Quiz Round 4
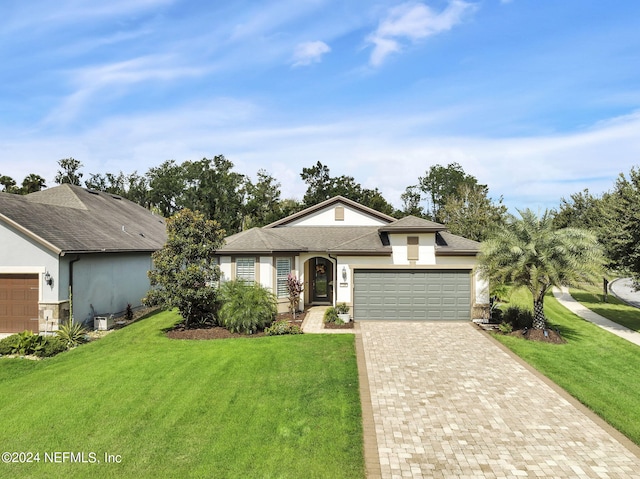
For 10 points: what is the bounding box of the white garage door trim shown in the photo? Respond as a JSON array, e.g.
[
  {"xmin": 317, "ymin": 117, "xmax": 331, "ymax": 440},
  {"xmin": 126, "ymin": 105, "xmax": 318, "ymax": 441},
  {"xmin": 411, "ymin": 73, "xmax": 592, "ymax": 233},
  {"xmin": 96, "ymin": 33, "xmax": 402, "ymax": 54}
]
[{"xmin": 353, "ymin": 269, "xmax": 472, "ymax": 321}]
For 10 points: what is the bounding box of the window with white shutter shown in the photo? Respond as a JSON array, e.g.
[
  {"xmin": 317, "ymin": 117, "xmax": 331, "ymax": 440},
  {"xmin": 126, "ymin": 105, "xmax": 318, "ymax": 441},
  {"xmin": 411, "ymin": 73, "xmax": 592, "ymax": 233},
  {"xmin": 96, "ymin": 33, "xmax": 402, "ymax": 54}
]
[
  {"xmin": 236, "ymin": 257, "xmax": 255, "ymax": 281},
  {"xmin": 276, "ymin": 258, "xmax": 292, "ymax": 298}
]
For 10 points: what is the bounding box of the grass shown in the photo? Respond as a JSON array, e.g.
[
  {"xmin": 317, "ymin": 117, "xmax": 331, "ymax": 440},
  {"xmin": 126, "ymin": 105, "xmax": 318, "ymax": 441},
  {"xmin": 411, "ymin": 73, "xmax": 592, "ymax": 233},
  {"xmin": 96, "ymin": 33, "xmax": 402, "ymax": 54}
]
[
  {"xmin": 570, "ymin": 283, "xmax": 640, "ymax": 332},
  {"xmin": 493, "ymin": 287, "xmax": 640, "ymax": 446},
  {"xmin": 0, "ymin": 310, "xmax": 364, "ymax": 478}
]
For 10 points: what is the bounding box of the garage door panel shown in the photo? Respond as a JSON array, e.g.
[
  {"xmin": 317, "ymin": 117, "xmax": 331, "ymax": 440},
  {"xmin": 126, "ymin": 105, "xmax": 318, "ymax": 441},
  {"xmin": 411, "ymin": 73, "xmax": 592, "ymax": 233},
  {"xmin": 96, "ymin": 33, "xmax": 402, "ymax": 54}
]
[
  {"xmin": 354, "ymin": 270, "xmax": 471, "ymax": 321},
  {"xmin": 0, "ymin": 274, "xmax": 39, "ymax": 333}
]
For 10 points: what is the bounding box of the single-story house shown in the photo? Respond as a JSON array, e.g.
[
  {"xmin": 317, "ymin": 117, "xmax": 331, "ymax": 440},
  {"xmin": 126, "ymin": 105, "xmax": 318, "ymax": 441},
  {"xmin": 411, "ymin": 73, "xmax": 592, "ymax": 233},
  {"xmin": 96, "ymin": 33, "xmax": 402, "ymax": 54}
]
[
  {"xmin": 216, "ymin": 196, "xmax": 489, "ymax": 321},
  {"xmin": 0, "ymin": 184, "xmax": 166, "ymax": 335}
]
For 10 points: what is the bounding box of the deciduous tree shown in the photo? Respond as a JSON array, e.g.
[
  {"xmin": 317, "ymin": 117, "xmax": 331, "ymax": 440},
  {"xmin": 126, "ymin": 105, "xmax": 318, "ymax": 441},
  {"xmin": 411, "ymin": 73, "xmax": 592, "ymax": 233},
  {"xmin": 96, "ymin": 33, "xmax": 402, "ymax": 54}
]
[
  {"xmin": 300, "ymin": 161, "xmax": 394, "ymax": 214},
  {"xmin": 144, "ymin": 209, "xmax": 225, "ymax": 327},
  {"xmin": 419, "ymin": 162, "xmax": 480, "ymax": 222},
  {"xmin": 440, "ymin": 184, "xmax": 507, "ymax": 242},
  {"xmin": 54, "ymin": 158, "xmax": 84, "ymax": 185}
]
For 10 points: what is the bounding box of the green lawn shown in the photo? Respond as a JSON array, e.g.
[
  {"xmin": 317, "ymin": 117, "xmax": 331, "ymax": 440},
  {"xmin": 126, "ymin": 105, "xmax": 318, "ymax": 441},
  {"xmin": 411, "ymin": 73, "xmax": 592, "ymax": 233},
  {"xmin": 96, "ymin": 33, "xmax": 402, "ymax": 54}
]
[
  {"xmin": 0, "ymin": 311, "xmax": 364, "ymax": 479},
  {"xmin": 493, "ymin": 287, "xmax": 640, "ymax": 446},
  {"xmin": 570, "ymin": 283, "xmax": 640, "ymax": 332}
]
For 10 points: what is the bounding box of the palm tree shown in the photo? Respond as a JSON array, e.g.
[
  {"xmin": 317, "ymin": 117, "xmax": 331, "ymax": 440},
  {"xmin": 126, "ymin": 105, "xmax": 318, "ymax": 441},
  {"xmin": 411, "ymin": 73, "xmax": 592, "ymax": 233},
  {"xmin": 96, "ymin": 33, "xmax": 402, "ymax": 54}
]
[
  {"xmin": 478, "ymin": 209, "xmax": 604, "ymax": 330},
  {"xmin": 21, "ymin": 174, "xmax": 47, "ymax": 194}
]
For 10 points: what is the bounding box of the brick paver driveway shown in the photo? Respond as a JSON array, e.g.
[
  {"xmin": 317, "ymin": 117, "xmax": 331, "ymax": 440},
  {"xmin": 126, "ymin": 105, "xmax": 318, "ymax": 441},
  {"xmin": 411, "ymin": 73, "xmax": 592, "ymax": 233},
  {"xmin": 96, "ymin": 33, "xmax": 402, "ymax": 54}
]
[{"xmin": 358, "ymin": 321, "xmax": 640, "ymax": 478}]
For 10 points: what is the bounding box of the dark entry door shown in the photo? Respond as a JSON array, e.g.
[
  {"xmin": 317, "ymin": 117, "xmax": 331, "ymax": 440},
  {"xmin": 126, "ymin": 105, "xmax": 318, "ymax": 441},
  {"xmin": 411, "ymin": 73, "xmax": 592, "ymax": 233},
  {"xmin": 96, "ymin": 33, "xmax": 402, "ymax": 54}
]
[{"xmin": 312, "ymin": 258, "xmax": 333, "ymax": 304}]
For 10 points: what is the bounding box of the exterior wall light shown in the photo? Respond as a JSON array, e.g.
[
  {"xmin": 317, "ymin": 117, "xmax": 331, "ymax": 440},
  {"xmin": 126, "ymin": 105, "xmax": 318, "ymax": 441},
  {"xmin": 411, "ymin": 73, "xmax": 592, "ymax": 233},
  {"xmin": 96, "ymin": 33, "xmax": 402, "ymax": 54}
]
[
  {"xmin": 342, "ymin": 266, "xmax": 347, "ymax": 281},
  {"xmin": 44, "ymin": 271, "xmax": 53, "ymax": 286}
]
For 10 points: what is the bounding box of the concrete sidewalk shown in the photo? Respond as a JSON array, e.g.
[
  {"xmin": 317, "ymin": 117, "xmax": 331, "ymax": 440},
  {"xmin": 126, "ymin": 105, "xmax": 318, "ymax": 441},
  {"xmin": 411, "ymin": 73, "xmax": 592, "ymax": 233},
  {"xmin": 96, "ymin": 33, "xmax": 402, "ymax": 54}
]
[
  {"xmin": 552, "ymin": 286, "xmax": 640, "ymax": 347},
  {"xmin": 610, "ymin": 278, "xmax": 640, "ymax": 308},
  {"xmin": 300, "ymin": 306, "xmax": 354, "ymax": 334}
]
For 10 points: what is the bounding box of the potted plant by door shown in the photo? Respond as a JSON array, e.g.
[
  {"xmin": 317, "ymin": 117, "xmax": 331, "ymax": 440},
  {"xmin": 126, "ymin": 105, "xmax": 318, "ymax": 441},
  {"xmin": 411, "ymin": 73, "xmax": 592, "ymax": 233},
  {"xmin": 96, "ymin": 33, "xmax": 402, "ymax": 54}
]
[{"xmin": 335, "ymin": 303, "xmax": 350, "ymax": 323}]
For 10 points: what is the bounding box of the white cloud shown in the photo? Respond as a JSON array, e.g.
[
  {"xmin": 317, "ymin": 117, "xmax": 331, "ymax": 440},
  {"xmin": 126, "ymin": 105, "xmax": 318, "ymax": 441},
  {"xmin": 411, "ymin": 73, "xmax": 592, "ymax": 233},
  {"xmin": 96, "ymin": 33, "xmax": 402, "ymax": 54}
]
[
  {"xmin": 292, "ymin": 41, "xmax": 331, "ymax": 66},
  {"xmin": 43, "ymin": 55, "xmax": 208, "ymax": 125},
  {"xmin": 4, "ymin": 105, "xmax": 639, "ymax": 214},
  {"xmin": 367, "ymin": 1, "xmax": 477, "ymax": 66}
]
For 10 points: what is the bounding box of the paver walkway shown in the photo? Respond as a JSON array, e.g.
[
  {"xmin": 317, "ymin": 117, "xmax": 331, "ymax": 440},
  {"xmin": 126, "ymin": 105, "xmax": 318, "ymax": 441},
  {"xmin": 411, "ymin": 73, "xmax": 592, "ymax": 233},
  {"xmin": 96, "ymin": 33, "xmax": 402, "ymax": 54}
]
[
  {"xmin": 301, "ymin": 306, "xmax": 354, "ymax": 334},
  {"xmin": 358, "ymin": 321, "xmax": 640, "ymax": 478},
  {"xmin": 553, "ymin": 286, "xmax": 640, "ymax": 347}
]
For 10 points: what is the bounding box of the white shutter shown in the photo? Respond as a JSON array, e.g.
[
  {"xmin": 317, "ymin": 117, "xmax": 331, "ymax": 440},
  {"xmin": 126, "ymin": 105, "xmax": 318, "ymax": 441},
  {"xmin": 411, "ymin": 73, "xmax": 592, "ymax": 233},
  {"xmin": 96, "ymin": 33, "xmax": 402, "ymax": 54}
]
[
  {"xmin": 276, "ymin": 258, "xmax": 291, "ymax": 297},
  {"xmin": 236, "ymin": 258, "xmax": 255, "ymax": 281}
]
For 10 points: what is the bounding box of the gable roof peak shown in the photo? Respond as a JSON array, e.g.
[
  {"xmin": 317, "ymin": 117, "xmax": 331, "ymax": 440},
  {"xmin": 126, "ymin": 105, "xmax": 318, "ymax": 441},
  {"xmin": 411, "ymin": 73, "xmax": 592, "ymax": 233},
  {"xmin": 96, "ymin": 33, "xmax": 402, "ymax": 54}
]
[
  {"xmin": 26, "ymin": 183, "xmax": 88, "ymax": 210},
  {"xmin": 265, "ymin": 195, "xmax": 396, "ymax": 227}
]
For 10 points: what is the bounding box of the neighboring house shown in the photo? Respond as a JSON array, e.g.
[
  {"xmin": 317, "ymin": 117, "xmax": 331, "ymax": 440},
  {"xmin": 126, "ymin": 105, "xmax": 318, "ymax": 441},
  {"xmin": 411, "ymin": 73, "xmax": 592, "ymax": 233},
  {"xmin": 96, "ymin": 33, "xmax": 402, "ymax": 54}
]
[
  {"xmin": 216, "ymin": 196, "xmax": 489, "ymax": 321},
  {"xmin": 0, "ymin": 184, "xmax": 166, "ymax": 335}
]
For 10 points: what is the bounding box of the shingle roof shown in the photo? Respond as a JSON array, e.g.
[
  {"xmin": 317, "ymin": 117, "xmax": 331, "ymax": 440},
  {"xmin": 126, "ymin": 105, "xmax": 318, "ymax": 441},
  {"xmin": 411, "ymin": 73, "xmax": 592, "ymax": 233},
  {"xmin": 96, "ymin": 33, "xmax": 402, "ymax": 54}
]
[
  {"xmin": 436, "ymin": 231, "xmax": 480, "ymax": 255},
  {"xmin": 219, "ymin": 226, "xmax": 391, "ymax": 255},
  {"xmin": 0, "ymin": 184, "xmax": 166, "ymax": 254},
  {"xmin": 217, "ymin": 197, "xmax": 480, "ymax": 256},
  {"xmin": 379, "ymin": 215, "xmax": 446, "ymax": 233}
]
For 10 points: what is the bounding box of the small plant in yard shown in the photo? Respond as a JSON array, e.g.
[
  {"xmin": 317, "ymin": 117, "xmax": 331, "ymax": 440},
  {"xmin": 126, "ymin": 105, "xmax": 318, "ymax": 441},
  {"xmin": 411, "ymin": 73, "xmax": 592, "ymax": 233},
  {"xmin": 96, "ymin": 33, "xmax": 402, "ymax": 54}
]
[
  {"xmin": 0, "ymin": 334, "xmax": 16, "ymax": 355},
  {"xmin": 265, "ymin": 319, "xmax": 303, "ymax": 336},
  {"xmin": 498, "ymin": 322, "xmax": 513, "ymax": 334},
  {"xmin": 0, "ymin": 333, "xmax": 67, "ymax": 358},
  {"xmin": 287, "ymin": 274, "xmax": 304, "ymax": 320},
  {"xmin": 39, "ymin": 336, "xmax": 67, "ymax": 357},
  {"xmin": 218, "ymin": 280, "xmax": 277, "ymax": 333},
  {"xmin": 501, "ymin": 306, "xmax": 533, "ymax": 330},
  {"xmin": 9, "ymin": 331, "xmax": 46, "ymax": 356},
  {"xmin": 56, "ymin": 321, "xmax": 89, "ymax": 349},
  {"xmin": 125, "ymin": 303, "xmax": 134, "ymax": 321},
  {"xmin": 335, "ymin": 303, "xmax": 349, "ymax": 314},
  {"xmin": 323, "ymin": 307, "xmax": 344, "ymax": 325}
]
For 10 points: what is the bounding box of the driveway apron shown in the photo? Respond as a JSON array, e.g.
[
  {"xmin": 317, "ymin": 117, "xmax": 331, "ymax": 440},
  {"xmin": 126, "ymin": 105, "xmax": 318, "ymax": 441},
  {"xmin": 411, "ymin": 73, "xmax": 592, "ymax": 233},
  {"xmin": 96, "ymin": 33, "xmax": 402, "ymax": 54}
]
[{"xmin": 358, "ymin": 321, "xmax": 640, "ymax": 478}]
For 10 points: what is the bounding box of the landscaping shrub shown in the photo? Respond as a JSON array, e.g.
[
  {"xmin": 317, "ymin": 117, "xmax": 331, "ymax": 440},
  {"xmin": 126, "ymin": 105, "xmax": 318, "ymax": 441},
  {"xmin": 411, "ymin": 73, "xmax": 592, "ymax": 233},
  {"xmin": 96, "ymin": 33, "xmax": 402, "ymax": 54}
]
[
  {"xmin": 37, "ymin": 336, "xmax": 67, "ymax": 357},
  {"xmin": 218, "ymin": 280, "xmax": 277, "ymax": 334},
  {"xmin": 323, "ymin": 307, "xmax": 344, "ymax": 325},
  {"xmin": 0, "ymin": 334, "xmax": 18, "ymax": 355},
  {"xmin": 56, "ymin": 321, "xmax": 89, "ymax": 349},
  {"xmin": 265, "ymin": 319, "xmax": 303, "ymax": 336},
  {"xmin": 0, "ymin": 333, "xmax": 68, "ymax": 357},
  {"xmin": 501, "ymin": 306, "xmax": 534, "ymax": 330},
  {"xmin": 5, "ymin": 331, "xmax": 46, "ymax": 356}
]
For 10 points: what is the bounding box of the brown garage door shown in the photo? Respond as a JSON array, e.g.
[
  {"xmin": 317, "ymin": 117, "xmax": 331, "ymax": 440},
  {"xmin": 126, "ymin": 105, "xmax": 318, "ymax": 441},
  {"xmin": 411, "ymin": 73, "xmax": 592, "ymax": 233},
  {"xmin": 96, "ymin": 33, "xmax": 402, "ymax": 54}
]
[{"xmin": 0, "ymin": 274, "xmax": 39, "ymax": 333}]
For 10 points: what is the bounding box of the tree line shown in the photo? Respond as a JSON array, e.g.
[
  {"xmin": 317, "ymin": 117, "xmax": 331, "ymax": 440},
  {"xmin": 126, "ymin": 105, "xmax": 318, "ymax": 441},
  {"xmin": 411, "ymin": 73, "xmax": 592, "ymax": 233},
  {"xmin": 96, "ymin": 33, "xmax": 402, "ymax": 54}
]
[
  {"xmin": 2, "ymin": 156, "xmax": 640, "ymax": 281},
  {"xmin": 1, "ymin": 156, "xmax": 507, "ymax": 240}
]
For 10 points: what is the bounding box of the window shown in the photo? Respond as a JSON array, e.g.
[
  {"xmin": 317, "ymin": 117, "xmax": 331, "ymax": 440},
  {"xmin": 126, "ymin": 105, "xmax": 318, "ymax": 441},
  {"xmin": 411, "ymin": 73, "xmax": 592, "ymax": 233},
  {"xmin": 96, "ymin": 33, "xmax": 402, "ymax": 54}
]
[
  {"xmin": 276, "ymin": 258, "xmax": 292, "ymax": 298},
  {"xmin": 236, "ymin": 257, "xmax": 255, "ymax": 281},
  {"xmin": 407, "ymin": 236, "xmax": 419, "ymax": 261}
]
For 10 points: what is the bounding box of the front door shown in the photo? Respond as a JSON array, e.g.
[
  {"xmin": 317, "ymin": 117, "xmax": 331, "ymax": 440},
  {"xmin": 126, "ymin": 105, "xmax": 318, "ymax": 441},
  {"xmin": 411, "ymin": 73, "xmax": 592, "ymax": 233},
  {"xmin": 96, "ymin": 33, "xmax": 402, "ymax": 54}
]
[{"xmin": 312, "ymin": 258, "xmax": 333, "ymax": 304}]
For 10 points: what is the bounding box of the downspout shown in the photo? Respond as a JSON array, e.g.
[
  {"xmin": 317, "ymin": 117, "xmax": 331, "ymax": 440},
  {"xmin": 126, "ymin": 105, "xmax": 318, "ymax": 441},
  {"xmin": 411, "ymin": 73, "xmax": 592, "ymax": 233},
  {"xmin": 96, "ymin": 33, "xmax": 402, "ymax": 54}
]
[{"xmin": 68, "ymin": 255, "xmax": 81, "ymax": 323}]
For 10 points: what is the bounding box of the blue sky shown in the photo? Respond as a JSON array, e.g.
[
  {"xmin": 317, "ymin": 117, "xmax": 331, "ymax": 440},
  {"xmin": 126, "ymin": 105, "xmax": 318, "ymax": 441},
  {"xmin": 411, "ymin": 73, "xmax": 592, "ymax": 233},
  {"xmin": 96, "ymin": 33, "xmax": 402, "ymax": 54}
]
[{"xmin": 1, "ymin": 0, "xmax": 639, "ymax": 212}]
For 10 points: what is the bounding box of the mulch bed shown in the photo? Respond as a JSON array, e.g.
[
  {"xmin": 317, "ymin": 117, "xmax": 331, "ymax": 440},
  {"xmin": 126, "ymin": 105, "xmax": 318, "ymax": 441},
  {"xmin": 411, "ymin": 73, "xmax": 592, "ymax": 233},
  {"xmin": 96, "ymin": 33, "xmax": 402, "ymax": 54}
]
[
  {"xmin": 324, "ymin": 321, "xmax": 354, "ymax": 329},
  {"xmin": 510, "ymin": 329, "xmax": 567, "ymax": 344},
  {"xmin": 166, "ymin": 309, "xmax": 308, "ymax": 340},
  {"xmin": 510, "ymin": 328, "xmax": 566, "ymax": 344},
  {"xmin": 476, "ymin": 323, "xmax": 566, "ymax": 343}
]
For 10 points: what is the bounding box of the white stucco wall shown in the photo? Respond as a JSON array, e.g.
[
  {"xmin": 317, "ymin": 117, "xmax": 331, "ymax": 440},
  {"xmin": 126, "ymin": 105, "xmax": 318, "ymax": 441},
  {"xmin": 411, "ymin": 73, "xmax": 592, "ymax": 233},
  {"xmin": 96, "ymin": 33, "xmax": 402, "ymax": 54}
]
[
  {"xmin": 286, "ymin": 203, "xmax": 388, "ymax": 227},
  {"xmin": 389, "ymin": 233, "xmax": 437, "ymax": 265}
]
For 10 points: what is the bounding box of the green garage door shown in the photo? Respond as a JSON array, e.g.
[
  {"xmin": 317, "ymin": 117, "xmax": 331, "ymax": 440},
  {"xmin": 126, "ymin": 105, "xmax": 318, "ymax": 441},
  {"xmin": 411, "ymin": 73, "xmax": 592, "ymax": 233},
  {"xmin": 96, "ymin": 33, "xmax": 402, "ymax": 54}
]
[{"xmin": 353, "ymin": 270, "xmax": 471, "ymax": 321}]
